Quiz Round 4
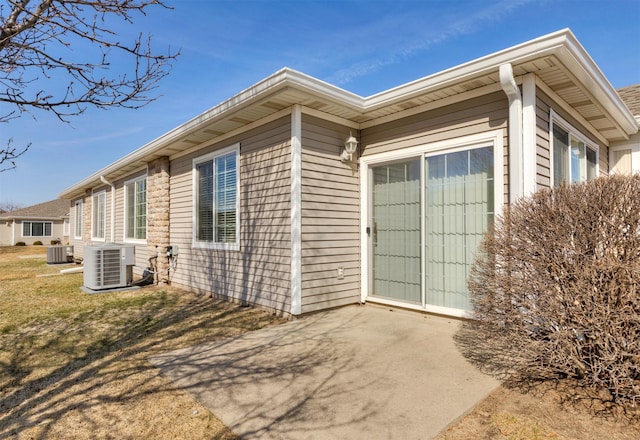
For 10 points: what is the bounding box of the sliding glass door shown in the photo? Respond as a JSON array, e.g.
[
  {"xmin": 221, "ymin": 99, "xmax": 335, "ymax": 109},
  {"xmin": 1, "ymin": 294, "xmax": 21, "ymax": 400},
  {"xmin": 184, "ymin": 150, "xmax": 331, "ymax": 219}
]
[{"xmin": 368, "ymin": 145, "xmax": 495, "ymax": 313}]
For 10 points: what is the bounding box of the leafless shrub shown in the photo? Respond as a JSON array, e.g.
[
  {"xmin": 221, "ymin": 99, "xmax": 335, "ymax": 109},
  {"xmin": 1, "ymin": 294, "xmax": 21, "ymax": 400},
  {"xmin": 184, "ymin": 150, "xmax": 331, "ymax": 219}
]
[{"xmin": 469, "ymin": 174, "xmax": 640, "ymax": 406}]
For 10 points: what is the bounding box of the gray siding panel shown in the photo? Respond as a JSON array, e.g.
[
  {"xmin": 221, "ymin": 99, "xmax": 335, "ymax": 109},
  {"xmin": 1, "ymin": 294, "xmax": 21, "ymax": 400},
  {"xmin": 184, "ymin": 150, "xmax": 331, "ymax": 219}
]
[
  {"xmin": 169, "ymin": 117, "xmax": 293, "ymax": 314},
  {"xmin": 300, "ymin": 115, "xmax": 361, "ymax": 313}
]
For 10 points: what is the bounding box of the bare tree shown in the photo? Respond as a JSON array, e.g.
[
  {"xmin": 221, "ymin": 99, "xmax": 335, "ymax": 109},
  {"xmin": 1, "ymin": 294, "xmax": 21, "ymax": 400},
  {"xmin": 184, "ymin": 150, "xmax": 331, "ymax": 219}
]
[
  {"xmin": 0, "ymin": 199, "xmax": 22, "ymax": 212},
  {"xmin": 0, "ymin": 0, "xmax": 179, "ymax": 171}
]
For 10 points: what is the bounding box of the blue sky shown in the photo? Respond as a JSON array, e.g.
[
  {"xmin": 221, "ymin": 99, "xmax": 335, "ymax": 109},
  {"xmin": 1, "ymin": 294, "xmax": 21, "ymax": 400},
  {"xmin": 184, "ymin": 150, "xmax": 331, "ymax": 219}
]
[{"xmin": 1, "ymin": 0, "xmax": 639, "ymax": 207}]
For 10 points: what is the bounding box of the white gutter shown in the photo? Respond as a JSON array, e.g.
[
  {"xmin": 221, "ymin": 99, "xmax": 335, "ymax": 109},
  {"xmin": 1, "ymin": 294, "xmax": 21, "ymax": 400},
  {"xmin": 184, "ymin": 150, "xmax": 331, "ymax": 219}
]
[
  {"xmin": 100, "ymin": 176, "xmax": 115, "ymax": 243},
  {"xmin": 500, "ymin": 63, "xmax": 523, "ymax": 202}
]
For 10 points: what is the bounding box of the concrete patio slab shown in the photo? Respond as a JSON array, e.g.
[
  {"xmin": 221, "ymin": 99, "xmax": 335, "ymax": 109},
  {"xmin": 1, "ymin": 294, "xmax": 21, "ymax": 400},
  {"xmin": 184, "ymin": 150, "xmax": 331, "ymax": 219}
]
[{"xmin": 149, "ymin": 304, "xmax": 498, "ymax": 439}]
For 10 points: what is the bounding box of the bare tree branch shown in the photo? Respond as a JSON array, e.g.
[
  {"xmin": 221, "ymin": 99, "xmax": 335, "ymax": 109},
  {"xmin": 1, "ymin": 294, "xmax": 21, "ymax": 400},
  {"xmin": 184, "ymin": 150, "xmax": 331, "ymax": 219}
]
[
  {"xmin": 0, "ymin": 0, "xmax": 179, "ymax": 166},
  {"xmin": 0, "ymin": 137, "xmax": 30, "ymax": 171}
]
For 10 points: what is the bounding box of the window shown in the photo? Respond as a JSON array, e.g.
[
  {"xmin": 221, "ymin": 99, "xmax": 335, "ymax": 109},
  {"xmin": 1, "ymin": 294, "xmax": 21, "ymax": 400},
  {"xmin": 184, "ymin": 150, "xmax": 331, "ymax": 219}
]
[
  {"xmin": 22, "ymin": 221, "xmax": 52, "ymax": 237},
  {"xmin": 193, "ymin": 144, "xmax": 239, "ymax": 249},
  {"xmin": 63, "ymin": 218, "xmax": 70, "ymax": 236},
  {"xmin": 74, "ymin": 200, "xmax": 83, "ymax": 239},
  {"xmin": 92, "ymin": 190, "xmax": 106, "ymax": 240},
  {"xmin": 125, "ymin": 176, "xmax": 147, "ymax": 241},
  {"xmin": 552, "ymin": 118, "xmax": 598, "ymax": 187}
]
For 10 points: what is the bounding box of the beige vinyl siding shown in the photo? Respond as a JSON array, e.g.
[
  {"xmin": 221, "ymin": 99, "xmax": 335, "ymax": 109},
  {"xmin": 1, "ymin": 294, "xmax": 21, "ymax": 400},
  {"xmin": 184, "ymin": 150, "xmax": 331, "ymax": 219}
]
[
  {"xmin": 362, "ymin": 91, "xmax": 510, "ymax": 204},
  {"xmin": 300, "ymin": 115, "xmax": 360, "ymax": 313},
  {"xmin": 0, "ymin": 220, "xmax": 10, "ymax": 245},
  {"xmin": 536, "ymin": 88, "xmax": 608, "ymax": 189},
  {"xmin": 535, "ymin": 91, "xmax": 552, "ymax": 189},
  {"xmin": 169, "ymin": 117, "xmax": 293, "ymax": 314}
]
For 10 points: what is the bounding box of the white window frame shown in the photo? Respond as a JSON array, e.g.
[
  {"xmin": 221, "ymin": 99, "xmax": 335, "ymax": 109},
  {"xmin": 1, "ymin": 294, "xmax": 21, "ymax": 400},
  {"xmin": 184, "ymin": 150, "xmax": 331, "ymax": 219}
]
[
  {"xmin": 74, "ymin": 199, "xmax": 83, "ymax": 239},
  {"xmin": 123, "ymin": 175, "xmax": 148, "ymax": 243},
  {"xmin": 359, "ymin": 130, "xmax": 504, "ymax": 318},
  {"xmin": 91, "ymin": 190, "xmax": 106, "ymax": 241},
  {"xmin": 22, "ymin": 221, "xmax": 53, "ymax": 237},
  {"xmin": 63, "ymin": 218, "xmax": 70, "ymax": 236},
  {"xmin": 192, "ymin": 143, "xmax": 240, "ymax": 251},
  {"xmin": 549, "ymin": 110, "xmax": 599, "ymax": 187}
]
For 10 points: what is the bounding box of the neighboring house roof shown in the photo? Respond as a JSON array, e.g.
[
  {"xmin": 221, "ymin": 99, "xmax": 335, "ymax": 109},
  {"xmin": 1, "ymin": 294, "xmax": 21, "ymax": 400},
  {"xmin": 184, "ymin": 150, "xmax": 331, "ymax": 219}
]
[
  {"xmin": 59, "ymin": 28, "xmax": 638, "ymax": 200},
  {"xmin": 0, "ymin": 199, "xmax": 70, "ymax": 220},
  {"xmin": 617, "ymin": 84, "xmax": 640, "ymax": 120}
]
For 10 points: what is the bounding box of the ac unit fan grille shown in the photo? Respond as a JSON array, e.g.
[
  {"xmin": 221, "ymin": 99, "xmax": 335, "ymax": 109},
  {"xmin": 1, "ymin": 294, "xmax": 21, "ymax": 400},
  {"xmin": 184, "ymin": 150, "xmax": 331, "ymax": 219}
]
[{"xmin": 99, "ymin": 248, "xmax": 123, "ymax": 286}]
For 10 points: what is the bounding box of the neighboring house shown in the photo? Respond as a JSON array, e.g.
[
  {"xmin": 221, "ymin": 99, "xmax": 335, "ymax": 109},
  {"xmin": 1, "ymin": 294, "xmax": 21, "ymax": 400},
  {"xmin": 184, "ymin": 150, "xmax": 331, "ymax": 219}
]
[
  {"xmin": 59, "ymin": 29, "xmax": 638, "ymax": 318},
  {"xmin": 0, "ymin": 199, "xmax": 70, "ymax": 246}
]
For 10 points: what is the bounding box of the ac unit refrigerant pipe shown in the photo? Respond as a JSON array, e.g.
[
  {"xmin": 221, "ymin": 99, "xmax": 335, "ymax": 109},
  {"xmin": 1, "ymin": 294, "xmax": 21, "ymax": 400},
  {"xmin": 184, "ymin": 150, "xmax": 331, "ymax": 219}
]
[
  {"xmin": 499, "ymin": 63, "xmax": 523, "ymax": 202},
  {"xmin": 100, "ymin": 175, "xmax": 116, "ymax": 243}
]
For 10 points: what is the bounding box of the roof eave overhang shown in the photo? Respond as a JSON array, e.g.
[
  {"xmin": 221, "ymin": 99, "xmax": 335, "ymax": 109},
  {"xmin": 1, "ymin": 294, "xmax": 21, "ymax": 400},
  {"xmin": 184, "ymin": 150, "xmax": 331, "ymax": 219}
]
[
  {"xmin": 60, "ymin": 29, "xmax": 637, "ymax": 199},
  {"xmin": 364, "ymin": 29, "xmax": 637, "ymax": 137},
  {"xmin": 59, "ymin": 68, "xmax": 364, "ymax": 199}
]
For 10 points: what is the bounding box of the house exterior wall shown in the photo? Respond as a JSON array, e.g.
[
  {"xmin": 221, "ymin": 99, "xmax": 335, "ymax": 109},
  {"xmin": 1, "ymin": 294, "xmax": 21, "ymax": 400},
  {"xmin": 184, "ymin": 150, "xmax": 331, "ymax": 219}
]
[
  {"xmin": 168, "ymin": 117, "xmax": 293, "ymax": 313},
  {"xmin": 0, "ymin": 218, "xmax": 66, "ymax": 245},
  {"xmin": 361, "ymin": 91, "xmax": 510, "ymax": 203},
  {"xmin": 300, "ymin": 114, "xmax": 361, "ymax": 313},
  {"xmin": 610, "ymin": 132, "xmax": 640, "ymax": 174},
  {"xmin": 0, "ymin": 219, "xmax": 10, "ymax": 245}
]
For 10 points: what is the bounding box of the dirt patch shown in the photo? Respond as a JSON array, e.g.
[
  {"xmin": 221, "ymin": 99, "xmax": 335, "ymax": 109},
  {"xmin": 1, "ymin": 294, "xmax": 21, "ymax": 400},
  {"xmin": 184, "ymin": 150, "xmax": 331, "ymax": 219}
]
[{"xmin": 437, "ymin": 379, "xmax": 639, "ymax": 439}]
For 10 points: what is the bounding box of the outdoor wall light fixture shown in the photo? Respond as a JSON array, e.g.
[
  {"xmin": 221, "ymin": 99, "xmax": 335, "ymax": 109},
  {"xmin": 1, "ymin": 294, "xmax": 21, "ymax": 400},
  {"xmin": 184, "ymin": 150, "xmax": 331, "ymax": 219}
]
[{"xmin": 341, "ymin": 131, "xmax": 359, "ymax": 162}]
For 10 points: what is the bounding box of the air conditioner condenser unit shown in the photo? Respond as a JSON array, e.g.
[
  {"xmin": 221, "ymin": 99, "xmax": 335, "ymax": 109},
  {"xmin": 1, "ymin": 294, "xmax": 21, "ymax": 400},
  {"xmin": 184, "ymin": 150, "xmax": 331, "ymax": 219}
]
[{"xmin": 83, "ymin": 244, "xmax": 135, "ymax": 290}]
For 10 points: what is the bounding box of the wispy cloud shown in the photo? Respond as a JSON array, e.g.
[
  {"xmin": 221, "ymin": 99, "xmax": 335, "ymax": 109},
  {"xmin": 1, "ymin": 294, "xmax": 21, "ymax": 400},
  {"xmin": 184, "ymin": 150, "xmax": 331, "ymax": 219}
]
[
  {"xmin": 327, "ymin": 0, "xmax": 539, "ymax": 86},
  {"xmin": 45, "ymin": 126, "xmax": 145, "ymax": 148}
]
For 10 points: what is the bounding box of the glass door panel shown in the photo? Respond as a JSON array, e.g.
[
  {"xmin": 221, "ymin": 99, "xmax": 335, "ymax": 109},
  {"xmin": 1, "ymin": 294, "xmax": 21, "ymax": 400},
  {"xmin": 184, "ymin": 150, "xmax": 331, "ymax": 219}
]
[
  {"xmin": 371, "ymin": 160, "xmax": 421, "ymax": 304},
  {"xmin": 425, "ymin": 147, "xmax": 494, "ymax": 311}
]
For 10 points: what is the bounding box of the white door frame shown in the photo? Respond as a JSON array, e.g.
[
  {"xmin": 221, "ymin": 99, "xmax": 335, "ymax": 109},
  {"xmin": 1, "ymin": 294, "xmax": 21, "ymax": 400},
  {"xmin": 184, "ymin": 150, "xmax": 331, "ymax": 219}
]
[{"xmin": 359, "ymin": 130, "xmax": 505, "ymax": 317}]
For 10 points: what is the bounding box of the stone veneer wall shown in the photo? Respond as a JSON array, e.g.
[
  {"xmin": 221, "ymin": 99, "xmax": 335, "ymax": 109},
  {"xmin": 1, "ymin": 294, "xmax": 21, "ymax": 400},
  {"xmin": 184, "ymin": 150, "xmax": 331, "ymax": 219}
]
[{"xmin": 146, "ymin": 157, "xmax": 171, "ymax": 284}]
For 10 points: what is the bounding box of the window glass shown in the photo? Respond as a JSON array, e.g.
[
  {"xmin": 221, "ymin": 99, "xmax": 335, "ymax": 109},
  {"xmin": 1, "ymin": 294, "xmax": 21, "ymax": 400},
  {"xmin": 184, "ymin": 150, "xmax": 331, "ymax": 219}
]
[
  {"xmin": 92, "ymin": 192, "xmax": 106, "ymax": 239},
  {"xmin": 215, "ymin": 152, "xmax": 237, "ymax": 243},
  {"xmin": 74, "ymin": 200, "xmax": 83, "ymax": 238},
  {"xmin": 22, "ymin": 221, "xmax": 52, "ymax": 237},
  {"xmin": 125, "ymin": 177, "xmax": 147, "ymax": 240},
  {"xmin": 553, "ymin": 125, "xmax": 569, "ymax": 186},
  {"xmin": 553, "ymin": 122, "xmax": 597, "ymax": 186},
  {"xmin": 587, "ymin": 148, "xmax": 598, "ymax": 179},
  {"xmin": 196, "ymin": 161, "xmax": 214, "ymax": 242},
  {"xmin": 195, "ymin": 147, "xmax": 238, "ymax": 246},
  {"xmin": 135, "ymin": 179, "xmax": 147, "ymax": 239}
]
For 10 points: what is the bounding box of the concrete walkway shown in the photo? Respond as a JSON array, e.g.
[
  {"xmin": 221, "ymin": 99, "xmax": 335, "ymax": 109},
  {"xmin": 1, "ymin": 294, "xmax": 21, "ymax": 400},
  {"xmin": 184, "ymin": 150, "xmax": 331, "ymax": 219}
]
[{"xmin": 149, "ymin": 305, "xmax": 498, "ymax": 439}]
